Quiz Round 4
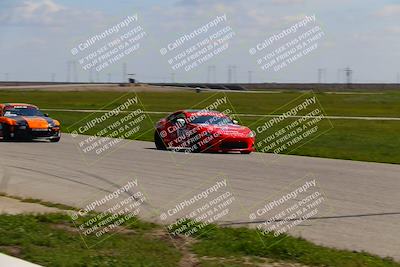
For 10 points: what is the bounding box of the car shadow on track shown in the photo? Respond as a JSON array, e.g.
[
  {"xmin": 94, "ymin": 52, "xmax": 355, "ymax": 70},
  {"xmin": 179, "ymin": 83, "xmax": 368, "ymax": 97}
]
[
  {"xmin": 0, "ymin": 139, "xmax": 53, "ymax": 143},
  {"xmin": 143, "ymin": 147, "xmax": 248, "ymax": 155}
]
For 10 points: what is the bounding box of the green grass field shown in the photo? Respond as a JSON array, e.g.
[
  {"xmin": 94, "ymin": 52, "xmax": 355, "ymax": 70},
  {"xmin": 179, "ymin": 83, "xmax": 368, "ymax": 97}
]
[
  {"xmin": 1, "ymin": 90, "xmax": 399, "ymax": 164},
  {"xmin": 1, "ymin": 211, "xmax": 399, "ymax": 267}
]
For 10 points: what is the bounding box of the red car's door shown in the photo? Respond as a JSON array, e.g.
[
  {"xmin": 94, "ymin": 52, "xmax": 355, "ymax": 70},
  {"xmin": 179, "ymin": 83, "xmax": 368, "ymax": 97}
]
[{"xmin": 162, "ymin": 111, "xmax": 186, "ymax": 148}]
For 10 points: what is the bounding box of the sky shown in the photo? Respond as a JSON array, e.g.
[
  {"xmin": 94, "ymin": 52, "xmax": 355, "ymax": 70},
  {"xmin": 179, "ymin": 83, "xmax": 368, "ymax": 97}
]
[{"xmin": 0, "ymin": 0, "xmax": 399, "ymax": 83}]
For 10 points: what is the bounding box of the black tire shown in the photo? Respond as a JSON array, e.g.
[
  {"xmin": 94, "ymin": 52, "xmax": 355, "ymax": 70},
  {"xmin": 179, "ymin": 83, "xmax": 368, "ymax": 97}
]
[
  {"xmin": 240, "ymin": 151, "xmax": 251, "ymax": 154},
  {"xmin": 1, "ymin": 124, "xmax": 11, "ymax": 141},
  {"xmin": 190, "ymin": 142, "xmax": 201, "ymax": 153},
  {"xmin": 50, "ymin": 137, "xmax": 60, "ymax": 143},
  {"xmin": 154, "ymin": 131, "xmax": 167, "ymax": 150}
]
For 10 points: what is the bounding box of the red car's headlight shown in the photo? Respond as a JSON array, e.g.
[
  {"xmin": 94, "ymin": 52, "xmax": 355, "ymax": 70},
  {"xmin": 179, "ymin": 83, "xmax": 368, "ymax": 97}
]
[{"xmin": 248, "ymin": 131, "xmax": 256, "ymax": 138}]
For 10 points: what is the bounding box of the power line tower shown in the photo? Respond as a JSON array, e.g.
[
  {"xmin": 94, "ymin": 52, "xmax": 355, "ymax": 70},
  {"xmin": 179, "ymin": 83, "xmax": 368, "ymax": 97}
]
[
  {"xmin": 227, "ymin": 65, "xmax": 238, "ymax": 83},
  {"xmin": 66, "ymin": 61, "xmax": 71, "ymax": 82},
  {"xmin": 72, "ymin": 61, "xmax": 78, "ymax": 82},
  {"xmin": 122, "ymin": 62, "xmax": 127, "ymax": 83},
  {"xmin": 4, "ymin": 73, "xmax": 9, "ymax": 81},
  {"xmin": 248, "ymin": 71, "xmax": 253, "ymax": 84},
  {"xmin": 170, "ymin": 73, "xmax": 175, "ymax": 83},
  {"xmin": 207, "ymin": 66, "xmax": 212, "ymax": 83},
  {"xmin": 232, "ymin": 65, "xmax": 237, "ymax": 83},
  {"xmin": 207, "ymin": 65, "xmax": 216, "ymax": 83},
  {"xmin": 51, "ymin": 73, "xmax": 56, "ymax": 82},
  {"xmin": 212, "ymin": 65, "xmax": 216, "ymax": 83},
  {"xmin": 108, "ymin": 73, "xmax": 112, "ymax": 83},
  {"xmin": 336, "ymin": 68, "xmax": 342, "ymax": 83},
  {"xmin": 344, "ymin": 67, "xmax": 353, "ymax": 84},
  {"xmin": 318, "ymin": 68, "xmax": 326, "ymax": 83},
  {"xmin": 227, "ymin": 65, "xmax": 232, "ymax": 83},
  {"xmin": 89, "ymin": 68, "xmax": 94, "ymax": 83}
]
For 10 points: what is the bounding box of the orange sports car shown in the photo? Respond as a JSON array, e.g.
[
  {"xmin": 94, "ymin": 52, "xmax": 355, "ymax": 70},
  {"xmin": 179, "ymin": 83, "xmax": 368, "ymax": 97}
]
[{"xmin": 0, "ymin": 103, "xmax": 61, "ymax": 142}]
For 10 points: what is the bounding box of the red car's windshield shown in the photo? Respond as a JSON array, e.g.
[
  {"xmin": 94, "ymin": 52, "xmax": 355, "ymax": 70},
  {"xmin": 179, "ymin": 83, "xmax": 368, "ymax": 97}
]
[{"xmin": 190, "ymin": 115, "xmax": 233, "ymax": 125}]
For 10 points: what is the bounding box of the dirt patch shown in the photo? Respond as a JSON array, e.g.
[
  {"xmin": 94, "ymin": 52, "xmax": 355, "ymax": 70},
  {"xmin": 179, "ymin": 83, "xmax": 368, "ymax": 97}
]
[
  {"xmin": 145, "ymin": 228, "xmax": 200, "ymax": 267},
  {"xmin": 200, "ymin": 256, "xmax": 311, "ymax": 267},
  {"xmin": 49, "ymin": 223, "xmax": 79, "ymax": 233},
  {"xmin": 0, "ymin": 246, "xmax": 22, "ymax": 257}
]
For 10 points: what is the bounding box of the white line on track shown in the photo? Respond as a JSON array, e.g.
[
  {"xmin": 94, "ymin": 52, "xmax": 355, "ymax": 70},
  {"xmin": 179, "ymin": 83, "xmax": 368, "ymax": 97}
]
[{"xmin": 41, "ymin": 109, "xmax": 400, "ymax": 121}]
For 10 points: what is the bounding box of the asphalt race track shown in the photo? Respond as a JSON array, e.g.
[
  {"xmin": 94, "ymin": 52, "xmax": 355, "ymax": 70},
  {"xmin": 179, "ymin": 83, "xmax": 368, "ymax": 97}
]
[{"xmin": 1, "ymin": 134, "xmax": 399, "ymax": 260}]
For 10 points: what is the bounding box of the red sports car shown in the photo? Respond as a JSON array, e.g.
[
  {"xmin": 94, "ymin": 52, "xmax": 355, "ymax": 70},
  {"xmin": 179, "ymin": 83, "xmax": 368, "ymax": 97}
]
[{"xmin": 154, "ymin": 110, "xmax": 255, "ymax": 154}]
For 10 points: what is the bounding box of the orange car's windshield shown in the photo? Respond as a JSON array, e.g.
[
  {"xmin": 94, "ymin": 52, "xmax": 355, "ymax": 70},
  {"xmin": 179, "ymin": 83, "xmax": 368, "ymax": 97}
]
[{"xmin": 4, "ymin": 108, "xmax": 44, "ymax": 117}]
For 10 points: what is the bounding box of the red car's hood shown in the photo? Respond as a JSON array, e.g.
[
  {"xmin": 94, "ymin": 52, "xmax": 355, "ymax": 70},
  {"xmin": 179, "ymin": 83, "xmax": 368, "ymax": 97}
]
[{"xmin": 193, "ymin": 124, "xmax": 252, "ymax": 136}]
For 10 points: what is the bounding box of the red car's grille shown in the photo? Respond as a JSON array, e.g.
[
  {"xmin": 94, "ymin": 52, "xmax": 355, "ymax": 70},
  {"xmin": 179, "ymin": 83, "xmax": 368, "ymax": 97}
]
[{"xmin": 220, "ymin": 141, "xmax": 248, "ymax": 149}]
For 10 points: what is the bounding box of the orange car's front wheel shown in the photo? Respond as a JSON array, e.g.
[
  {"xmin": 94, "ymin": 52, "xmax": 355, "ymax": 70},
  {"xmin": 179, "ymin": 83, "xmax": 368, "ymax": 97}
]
[
  {"xmin": 50, "ymin": 137, "xmax": 60, "ymax": 143},
  {"xmin": 0, "ymin": 123, "xmax": 11, "ymax": 141}
]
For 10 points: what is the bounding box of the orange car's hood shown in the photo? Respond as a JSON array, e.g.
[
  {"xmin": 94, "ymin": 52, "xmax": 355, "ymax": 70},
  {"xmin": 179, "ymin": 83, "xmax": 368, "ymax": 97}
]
[
  {"xmin": 5, "ymin": 116, "xmax": 55, "ymax": 129},
  {"xmin": 22, "ymin": 116, "xmax": 51, "ymax": 128}
]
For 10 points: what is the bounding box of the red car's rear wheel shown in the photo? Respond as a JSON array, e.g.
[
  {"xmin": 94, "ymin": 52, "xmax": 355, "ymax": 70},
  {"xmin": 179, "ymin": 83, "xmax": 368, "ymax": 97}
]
[{"xmin": 154, "ymin": 131, "xmax": 167, "ymax": 150}]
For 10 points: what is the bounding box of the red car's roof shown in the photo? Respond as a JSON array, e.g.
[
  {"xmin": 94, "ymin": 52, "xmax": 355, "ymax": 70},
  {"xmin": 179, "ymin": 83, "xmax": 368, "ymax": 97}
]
[{"xmin": 183, "ymin": 110, "xmax": 227, "ymax": 117}]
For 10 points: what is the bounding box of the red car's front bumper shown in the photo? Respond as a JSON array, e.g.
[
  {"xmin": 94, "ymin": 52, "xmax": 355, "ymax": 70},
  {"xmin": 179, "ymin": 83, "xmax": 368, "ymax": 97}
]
[{"xmin": 200, "ymin": 135, "xmax": 255, "ymax": 153}]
